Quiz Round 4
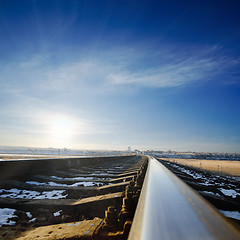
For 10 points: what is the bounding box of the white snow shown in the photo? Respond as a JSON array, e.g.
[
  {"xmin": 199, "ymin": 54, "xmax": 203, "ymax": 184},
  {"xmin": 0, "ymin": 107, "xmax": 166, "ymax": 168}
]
[
  {"xmin": 199, "ymin": 182, "xmax": 214, "ymax": 186},
  {"xmin": 66, "ymin": 222, "xmax": 82, "ymax": 226},
  {"xmin": 219, "ymin": 189, "xmax": 239, "ymax": 198},
  {"xmin": 219, "ymin": 210, "xmax": 240, "ymax": 221},
  {"xmin": 0, "ymin": 208, "xmax": 17, "ymax": 227},
  {"xmin": 51, "ymin": 176, "xmax": 95, "ymax": 181},
  {"xmin": 71, "ymin": 181, "xmax": 97, "ymax": 187},
  {"xmin": 232, "ymin": 176, "xmax": 240, "ymax": 181},
  {"xmin": 202, "ymin": 191, "xmax": 220, "ymax": 196},
  {"xmin": 33, "ymin": 190, "xmax": 67, "ymax": 199},
  {"xmin": 26, "ymin": 212, "xmax": 32, "ymax": 218},
  {"xmin": 66, "ymin": 223, "xmax": 74, "ymax": 226},
  {"xmin": 26, "ymin": 181, "xmax": 46, "ymax": 186},
  {"xmin": 0, "ymin": 188, "xmax": 68, "ymax": 199},
  {"xmin": 0, "ymin": 188, "xmax": 21, "ymax": 194},
  {"xmin": 172, "ymin": 164, "xmax": 202, "ymax": 179},
  {"xmin": 53, "ymin": 210, "xmax": 62, "ymax": 217},
  {"xmin": 47, "ymin": 181, "xmax": 68, "ymax": 187},
  {"xmin": 29, "ymin": 218, "xmax": 36, "ymax": 222},
  {"xmin": 26, "ymin": 180, "xmax": 99, "ymax": 187}
]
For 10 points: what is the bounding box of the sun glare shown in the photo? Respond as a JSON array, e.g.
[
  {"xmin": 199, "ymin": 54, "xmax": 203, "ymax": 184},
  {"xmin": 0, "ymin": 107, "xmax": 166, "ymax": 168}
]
[{"xmin": 49, "ymin": 115, "xmax": 75, "ymax": 147}]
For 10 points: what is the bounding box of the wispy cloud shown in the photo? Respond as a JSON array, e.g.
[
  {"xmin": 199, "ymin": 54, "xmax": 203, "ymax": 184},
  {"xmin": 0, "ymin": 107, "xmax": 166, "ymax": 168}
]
[
  {"xmin": 1, "ymin": 42, "xmax": 239, "ymax": 97},
  {"xmin": 106, "ymin": 45, "xmax": 239, "ymax": 88}
]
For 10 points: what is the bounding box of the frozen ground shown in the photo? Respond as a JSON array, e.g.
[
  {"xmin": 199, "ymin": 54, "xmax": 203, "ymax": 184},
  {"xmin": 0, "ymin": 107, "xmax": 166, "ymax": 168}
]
[
  {"xmin": 26, "ymin": 180, "xmax": 103, "ymax": 187},
  {"xmin": 0, "ymin": 154, "xmax": 141, "ymax": 229},
  {"xmin": 53, "ymin": 210, "xmax": 62, "ymax": 217},
  {"xmin": 161, "ymin": 160, "xmax": 240, "ymax": 222},
  {"xmin": 51, "ymin": 176, "xmax": 96, "ymax": 181},
  {"xmin": 50, "ymin": 175, "xmax": 110, "ymax": 181},
  {"xmin": 0, "ymin": 188, "xmax": 67, "ymax": 199},
  {"xmin": 166, "ymin": 162, "xmax": 240, "ymax": 199},
  {"xmin": 219, "ymin": 210, "xmax": 240, "ymax": 221},
  {"xmin": 152, "ymin": 152, "xmax": 240, "ymax": 161},
  {"xmin": 0, "ymin": 208, "xmax": 17, "ymax": 227}
]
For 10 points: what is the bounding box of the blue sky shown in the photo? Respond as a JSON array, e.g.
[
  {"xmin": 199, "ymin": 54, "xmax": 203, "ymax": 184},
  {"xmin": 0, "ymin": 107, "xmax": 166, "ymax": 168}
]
[{"xmin": 0, "ymin": 0, "xmax": 240, "ymax": 152}]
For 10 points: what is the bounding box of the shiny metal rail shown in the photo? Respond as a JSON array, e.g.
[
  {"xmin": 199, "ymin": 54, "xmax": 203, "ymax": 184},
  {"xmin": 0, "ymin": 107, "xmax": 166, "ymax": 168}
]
[{"xmin": 128, "ymin": 157, "xmax": 240, "ymax": 240}]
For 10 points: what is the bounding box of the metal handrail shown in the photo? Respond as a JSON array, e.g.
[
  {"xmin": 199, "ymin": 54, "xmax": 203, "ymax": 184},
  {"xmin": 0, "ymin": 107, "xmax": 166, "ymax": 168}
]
[{"xmin": 128, "ymin": 157, "xmax": 240, "ymax": 240}]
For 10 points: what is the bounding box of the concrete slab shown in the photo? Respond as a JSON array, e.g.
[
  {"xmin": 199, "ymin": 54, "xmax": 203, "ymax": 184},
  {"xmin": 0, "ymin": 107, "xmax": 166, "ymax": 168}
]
[
  {"xmin": 12, "ymin": 217, "xmax": 103, "ymax": 240},
  {"xmin": 109, "ymin": 175, "xmax": 135, "ymax": 183},
  {"xmin": 98, "ymin": 181, "xmax": 130, "ymax": 191},
  {"xmin": 71, "ymin": 192, "xmax": 123, "ymax": 206},
  {"xmin": 117, "ymin": 171, "xmax": 138, "ymax": 177}
]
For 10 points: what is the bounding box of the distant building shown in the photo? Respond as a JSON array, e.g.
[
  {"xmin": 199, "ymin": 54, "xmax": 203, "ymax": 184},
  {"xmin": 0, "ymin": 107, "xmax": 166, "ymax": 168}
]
[
  {"xmin": 134, "ymin": 149, "xmax": 141, "ymax": 154},
  {"xmin": 127, "ymin": 146, "xmax": 131, "ymax": 153}
]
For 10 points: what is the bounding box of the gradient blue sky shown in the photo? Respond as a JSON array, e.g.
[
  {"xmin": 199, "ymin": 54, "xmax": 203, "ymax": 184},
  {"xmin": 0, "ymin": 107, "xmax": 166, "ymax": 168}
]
[{"xmin": 0, "ymin": 0, "xmax": 240, "ymax": 152}]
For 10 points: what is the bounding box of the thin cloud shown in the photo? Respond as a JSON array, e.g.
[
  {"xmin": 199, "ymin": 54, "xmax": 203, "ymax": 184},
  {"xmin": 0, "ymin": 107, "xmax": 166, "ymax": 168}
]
[
  {"xmin": 1, "ymin": 43, "xmax": 239, "ymax": 96},
  {"xmin": 106, "ymin": 46, "xmax": 239, "ymax": 88}
]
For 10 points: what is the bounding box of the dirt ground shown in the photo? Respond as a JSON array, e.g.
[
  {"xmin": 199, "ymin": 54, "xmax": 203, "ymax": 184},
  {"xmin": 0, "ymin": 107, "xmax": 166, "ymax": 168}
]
[{"xmin": 161, "ymin": 158, "xmax": 240, "ymax": 176}]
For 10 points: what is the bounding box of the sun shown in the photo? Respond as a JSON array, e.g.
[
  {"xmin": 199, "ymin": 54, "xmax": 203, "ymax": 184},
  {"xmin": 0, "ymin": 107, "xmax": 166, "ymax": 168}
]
[{"xmin": 49, "ymin": 115, "xmax": 75, "ymax": 147}]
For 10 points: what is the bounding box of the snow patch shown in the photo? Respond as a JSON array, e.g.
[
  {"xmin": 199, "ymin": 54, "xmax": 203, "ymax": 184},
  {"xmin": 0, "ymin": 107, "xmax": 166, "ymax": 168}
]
[
  {"xmin": 51, "ymin": 176, "xmax": 95, "ymax": 181},
  {"xmin": 202, "ymin": 191, "xmax": 220, "ymax": 196},
  {"xmin": 219, "ymin": 189, "xmax": 239, "ymax": 198},
  {"xmin": 29, "ymin": 218, "xmax": 36, "ymax": 222},
  {"xmin": 26, "ymin": 181, "xmax": 45, "ymax": 186},
  {"xmin": 172, "ymin": 164, "xmax": 202, "ymax": 179},
  {"xmin": 26, "ymin": 180, "xmax": 99, "ymax": 187},
  {"xmin": 53, "ymin": 210, "xmax": 62, "ymax": 217},
  {"xmin": 26, "ymin": 212, "xmax": 32, "ymax": 218},
  {"xmin": 0, "ymin": 188, "xmax": 68, "ymax": 199},
  {"xmin": 219, "ymin": 210, "xmax": 240, "ymax": 221},
  {"xmin": 0, "ymin": 208, "xmax": 17, "ymax": 227},
  {"xmin": 66, "ymin": 222, "xmax": 82, "ymax": 226}
]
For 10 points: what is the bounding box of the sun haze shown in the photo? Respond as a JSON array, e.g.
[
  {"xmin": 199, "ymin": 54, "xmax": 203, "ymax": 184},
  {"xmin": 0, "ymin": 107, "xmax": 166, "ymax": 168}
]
[{"xmin": 49, "ymin": 115, "xmax": 75, "ymax": 148}]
